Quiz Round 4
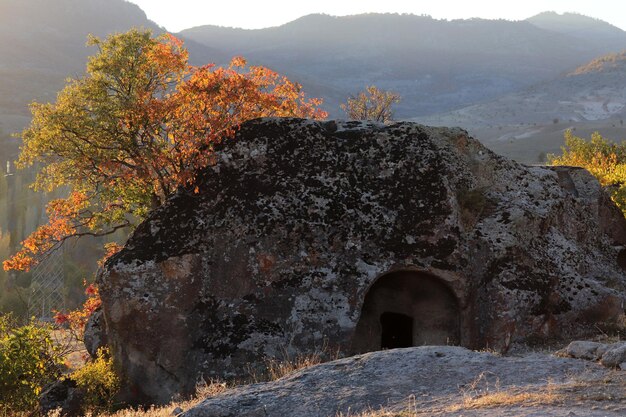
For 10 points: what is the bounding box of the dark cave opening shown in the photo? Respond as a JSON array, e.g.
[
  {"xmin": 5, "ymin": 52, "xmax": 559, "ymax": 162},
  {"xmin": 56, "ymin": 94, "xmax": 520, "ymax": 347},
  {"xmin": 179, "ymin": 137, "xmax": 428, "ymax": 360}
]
[
  {"xmin": 352, "ymin": 270, "xmax": 460, "ymax": 353},
  {"xmin": 380, "ymin": 311, "xmax": 414, "ymax": 349}
]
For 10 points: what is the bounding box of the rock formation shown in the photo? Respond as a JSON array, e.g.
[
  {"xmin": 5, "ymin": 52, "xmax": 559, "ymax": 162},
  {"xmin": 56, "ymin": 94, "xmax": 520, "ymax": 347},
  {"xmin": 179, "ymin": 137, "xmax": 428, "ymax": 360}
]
[
  {"xmin": 559, "ymin": 340, "xmax": 626, "ymax": 369},
  {"xmin": 39, "ymin": 379, "xmax": 84, "ymax": 417},
  {"xmin": 181, "ymin": 346, "xmax": 623, "ymax": 417},
  {"xmin": 97, "ymin": 118, "xmax": 626, "ymax": 403},
  {"xmin": 83, "ymin": 308, "xmax": 107, "ymax": 358}
]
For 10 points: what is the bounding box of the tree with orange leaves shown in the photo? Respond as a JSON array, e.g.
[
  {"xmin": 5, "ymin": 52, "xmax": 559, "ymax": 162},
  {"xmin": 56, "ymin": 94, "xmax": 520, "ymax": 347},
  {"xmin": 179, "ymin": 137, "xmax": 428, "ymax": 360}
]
[{"xmin": 4, "ymin": 29, "xmax": 326, "ymax": 272}]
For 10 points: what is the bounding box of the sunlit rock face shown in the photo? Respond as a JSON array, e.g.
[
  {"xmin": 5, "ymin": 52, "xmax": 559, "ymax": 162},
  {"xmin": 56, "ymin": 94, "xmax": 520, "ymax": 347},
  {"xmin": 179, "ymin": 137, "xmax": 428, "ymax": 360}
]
[{"xmin": 97, "ymin": 117, "xmax": 626, "ymax": 404}]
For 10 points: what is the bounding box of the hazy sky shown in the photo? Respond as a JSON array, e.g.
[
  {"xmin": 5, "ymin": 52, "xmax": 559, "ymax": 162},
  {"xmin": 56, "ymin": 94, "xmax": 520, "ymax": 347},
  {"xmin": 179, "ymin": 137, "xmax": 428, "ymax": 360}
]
[{"xmin": 126, "ymin": 0, "xmax": 626, "ymax": 32}]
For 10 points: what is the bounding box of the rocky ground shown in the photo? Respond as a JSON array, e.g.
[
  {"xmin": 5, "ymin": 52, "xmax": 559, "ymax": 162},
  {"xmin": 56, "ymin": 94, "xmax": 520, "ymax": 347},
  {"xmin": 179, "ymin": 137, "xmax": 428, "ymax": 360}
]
[{"xmin": 182, "ymin": 345, "xmax": 626, "ymax": 417}]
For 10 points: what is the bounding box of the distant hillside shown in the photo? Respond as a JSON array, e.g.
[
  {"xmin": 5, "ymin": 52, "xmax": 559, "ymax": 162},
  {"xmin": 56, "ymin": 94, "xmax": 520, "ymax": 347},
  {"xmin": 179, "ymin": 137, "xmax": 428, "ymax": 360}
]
[
  {"xmin": 0, "ymin": 0, "xmax": 150, "ymax": 134},
  {"xmin": 414, "ymin": 50, "xmax": 626, "ymax": 128},
  {"xmin": 4, "ymin": 7, "xmax": 626, "ymax": 134},
  {"xmin": 526, "ymin": 11, "xmax": 626, "ymax": 48},
  {"xmin": 181, "ymin": 12, "xmax": 626, "ymax": 118},
  {"xmin": 569, "ymin": 51, "xmax": 626, "ymax": 75},
  {"xmin": 0, "ymin": 0, "xmax": 222, "ymax": 138},
  {"xmin": 412, "ymin": 50, "xmax": 626, "ymax": 162}
]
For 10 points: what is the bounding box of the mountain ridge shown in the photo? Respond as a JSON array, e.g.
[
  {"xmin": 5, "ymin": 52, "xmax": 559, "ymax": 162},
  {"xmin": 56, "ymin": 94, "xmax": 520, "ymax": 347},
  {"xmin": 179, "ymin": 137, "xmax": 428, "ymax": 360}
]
[
  {"xmin": 3, "ymin": 4, "xmax": 626, "ymax": 154},
  {"xmin": 0, "ymin": 0, "xmax": 224, "ymax": 137},
  {"xmin": 180, "ymin": 12, "xmax": 626, "ymax": 118}
]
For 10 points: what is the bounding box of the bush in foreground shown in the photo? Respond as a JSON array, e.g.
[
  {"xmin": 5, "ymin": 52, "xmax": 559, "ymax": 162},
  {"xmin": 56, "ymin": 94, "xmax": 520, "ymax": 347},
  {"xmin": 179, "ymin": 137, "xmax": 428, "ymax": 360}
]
[
  {"xmin": 71, "ymin": 347, "xmax": 120, "ymax": 413},
  {"xmin": 0, "ymin": 314, "xmax": 64, "ymax": 414}
]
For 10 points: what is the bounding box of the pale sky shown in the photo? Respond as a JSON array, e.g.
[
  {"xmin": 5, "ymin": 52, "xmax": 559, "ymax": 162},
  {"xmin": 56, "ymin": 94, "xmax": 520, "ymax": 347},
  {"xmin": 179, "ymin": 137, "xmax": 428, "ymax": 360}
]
[{"xmin": 126, "ymin": 0, "xmax": 626, "ymax": 32}]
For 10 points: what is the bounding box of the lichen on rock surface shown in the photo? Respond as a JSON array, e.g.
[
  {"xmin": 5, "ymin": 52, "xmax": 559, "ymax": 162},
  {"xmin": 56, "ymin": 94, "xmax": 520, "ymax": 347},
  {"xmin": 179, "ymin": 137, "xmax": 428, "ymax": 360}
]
[{"xmin": 97, "ymin": 118, "xmax": 626, "ymax": 404}]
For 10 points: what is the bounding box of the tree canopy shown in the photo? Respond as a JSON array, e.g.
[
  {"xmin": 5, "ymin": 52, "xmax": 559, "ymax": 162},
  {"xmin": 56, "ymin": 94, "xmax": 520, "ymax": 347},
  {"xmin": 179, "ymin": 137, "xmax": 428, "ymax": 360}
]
[
  {"xmin": 340, "ymin": 85, "xmax": 400, "ymax": 123},
  {"xmin": 549, "ymin": 129, "xmax": 626, "ymax": 215},
  {"xmin": 4, "ymin": 29, "xmax": 327, "ymax": 272}
]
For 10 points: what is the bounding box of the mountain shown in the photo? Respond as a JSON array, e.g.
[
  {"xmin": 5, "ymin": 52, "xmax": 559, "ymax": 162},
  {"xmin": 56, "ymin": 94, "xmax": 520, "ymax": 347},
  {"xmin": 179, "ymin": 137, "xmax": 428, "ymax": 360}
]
[
  {"xmin": 412, "ymin": 50, "xmax": 626, "ymax": 162},
  {"xmin": 526, "ymin": 11, "xmax": 626, "ymax": 48},
  {"xmin": 180, "ymin": 12, "xmax": 626, "ymax": 118},
  {"xmin": 416, "ymin": 51, "xmax": 626, "ymax": 127},
  {"xmin": 0, "ymin": 0, "xmax": 153, "ymax": 137},
  {"xmin": 0, "ymin": 0, "xmax": 222, "ymax": 140},
  {"xmin": 4, "ymin": 8, "xmax": 626, "ymax": 144}
]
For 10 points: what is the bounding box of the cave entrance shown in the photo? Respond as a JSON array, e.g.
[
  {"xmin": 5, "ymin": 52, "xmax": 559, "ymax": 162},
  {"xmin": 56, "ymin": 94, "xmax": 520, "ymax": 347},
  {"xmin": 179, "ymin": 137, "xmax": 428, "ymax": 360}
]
[
  {"xmin": 380, "ymin": 312, "xmax": 413, "ymax": 349},
  {"xmin": 352, "ymin": 271, "xmax": 460, "ymax": 353}
]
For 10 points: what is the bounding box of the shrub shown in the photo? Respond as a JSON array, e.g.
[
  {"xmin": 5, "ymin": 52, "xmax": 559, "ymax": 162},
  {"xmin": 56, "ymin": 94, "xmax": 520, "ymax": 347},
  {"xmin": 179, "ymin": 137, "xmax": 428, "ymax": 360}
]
[
  {"xmin": 71, "ymin": 347, "xmax": 120, "ymax": 413},
  {"xmin": 0, "ymin": 314, "xmax": 64, "ymax": 414},
  {"xmin": 341, "ymin": 85, "xmax": 401, "ymax": 123},
  {"xmin": 549, "ymin": 130, "xmax": 626, "ymax": 216}
]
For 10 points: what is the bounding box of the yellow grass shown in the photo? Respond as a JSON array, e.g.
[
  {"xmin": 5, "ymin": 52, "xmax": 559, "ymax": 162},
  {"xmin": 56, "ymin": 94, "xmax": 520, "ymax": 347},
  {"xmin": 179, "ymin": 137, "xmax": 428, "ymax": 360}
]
[
  {"xmin": 47, "ymin": 379, "xmax": 229, "ymax": 417},
  {"xmin": 247, "ymin": 344, "xmax": 339, "ymax": 383},
  {"xmin": 451, "ymin": 389, "xmax": 561, "ymax": 411},
  {"xmin": 50, "ymin": 351, "xmax": 330, "ymax": 417},
  {"xmin": 336, "ymin": 410, "xmax": 412, "ymax": 417},
  {"xmin": 335, "ymin": 387, "xmax": 561, "ymax": 417},
  {"xmin": 264, "ymin": 353, "xmax": 325, "ymax": 381},
  {"xmin": 446, "ymin": 372, "xmax": 562, "ymax": 412}
]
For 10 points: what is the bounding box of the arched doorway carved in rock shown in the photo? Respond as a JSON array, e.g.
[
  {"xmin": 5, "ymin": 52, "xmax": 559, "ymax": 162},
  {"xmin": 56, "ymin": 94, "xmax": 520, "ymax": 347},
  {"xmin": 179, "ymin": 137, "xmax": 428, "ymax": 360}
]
[{"xmin": 352, "ymin": 270, "xmax": 460, "ymax": 353}]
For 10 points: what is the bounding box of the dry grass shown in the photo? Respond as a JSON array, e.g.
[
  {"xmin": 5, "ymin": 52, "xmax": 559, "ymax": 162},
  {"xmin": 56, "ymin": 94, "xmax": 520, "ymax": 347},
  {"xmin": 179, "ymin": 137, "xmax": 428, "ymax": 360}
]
[
  {"xmin": 334, "ymin": 383, "xmax": 561, "ymax": 417},
  {"xmin": 247, "ymin": 344, "xmax": 339, "ymax": 383},
  {"xmin": 1, "ymin": 411, "xmax": 30, "ymax": 417},
  {"xmin": 450, "ymin": 388, "xmax": 561, "ymax": 411},
  {"xmin": 264, "ymin": 352, "xmax": 326, "ymax": 381},
  {"xmin": 46, "ymin": 379, "xmax": 230, "ymax": 417},
  {"xmin": 91, "ymin": 402, "xmax": 195, "ymax": 417},
  {"xmin": 335, "ymin": 402, "xmax": 415, "ymax": 416},
  {"xmin": 43, "ymin": 367, "xmax": 626, "ymax": 417},
  {"xmin": 336, "ymin": 409, "xmax": 413, "ymax": 417},
  {"xmin": 446, "ymin": 372, "xmax": 562, "ymax": 411},
  {"xmin": 334, "ymin": 395, "xmax": 419, "ymax": 417},
  {"xmin": 592, "ymin": 314, "xmax": 626, "ymax": 344},
  {"xmin": 46, "ymin": 350, "xmax": 332, "ymax": 417}
]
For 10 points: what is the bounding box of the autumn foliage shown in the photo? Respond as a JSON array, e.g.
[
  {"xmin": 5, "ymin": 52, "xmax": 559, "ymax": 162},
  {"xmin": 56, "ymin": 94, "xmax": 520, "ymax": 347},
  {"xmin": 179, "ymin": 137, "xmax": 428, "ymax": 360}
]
[
  {"xmin": 341, "ymin": 85, "xmax": 400, "ymax": 123},
  {"xmin": 4, "ymin": 29, "xmax": 326, "ymax": 272},
  {"xmin": 549, "ymin": 130, "xmax": 626, "ymax": 215},
  {"xmin": 54, "ymin": 281, "xmax": 101, "ymax": 341}
]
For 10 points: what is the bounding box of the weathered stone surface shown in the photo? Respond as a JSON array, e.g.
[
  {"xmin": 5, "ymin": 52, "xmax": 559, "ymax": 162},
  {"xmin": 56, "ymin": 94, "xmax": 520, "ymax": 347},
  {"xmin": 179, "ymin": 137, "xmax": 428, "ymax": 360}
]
[
  {"xmin": 182, "ymin": 346, "xmax": 615, "ymax": 417},
  {"xmin": 557, "ymin": 340, "xmax": 609, "ymax": 361},
  {"xmin": 600, "ymin": 342, "xmax": 626, "ymax": 368},
  {"xmin": 83, "ymin": 308, "xmax": 107, "ymax": 358},
  {"xmin": 98, "ymin": 118, "xmax": 626, "ymax": 403},
  {"xmin": 557, "ymin": 340, "xmax": 626, "ymax": 370}
]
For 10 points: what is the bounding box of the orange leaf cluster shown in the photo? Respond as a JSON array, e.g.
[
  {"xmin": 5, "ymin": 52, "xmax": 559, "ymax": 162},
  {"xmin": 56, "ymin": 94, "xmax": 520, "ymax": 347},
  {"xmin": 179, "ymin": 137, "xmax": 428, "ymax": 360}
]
[
  {"xmin": 3, "ymin": 192, "xmax": 88, "ymax": 271},
  {"xmin": 54, "ymin": 281, "xmax": 101, "ymax": 341},
  {"xmin": 97, "ymin": 242, "xmax": 123, "ymax": 268},
  {"xmin": 167, "ymin": 56, "xmax": 326, "ymax": 185}
]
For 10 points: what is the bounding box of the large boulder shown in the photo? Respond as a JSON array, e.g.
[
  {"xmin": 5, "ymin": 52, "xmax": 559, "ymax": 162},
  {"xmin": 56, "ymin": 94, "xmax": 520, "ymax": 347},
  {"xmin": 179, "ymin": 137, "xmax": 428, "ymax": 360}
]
[{"xmin": 98, "ymin": 118, "xmax": 626, "ymax": 404}]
